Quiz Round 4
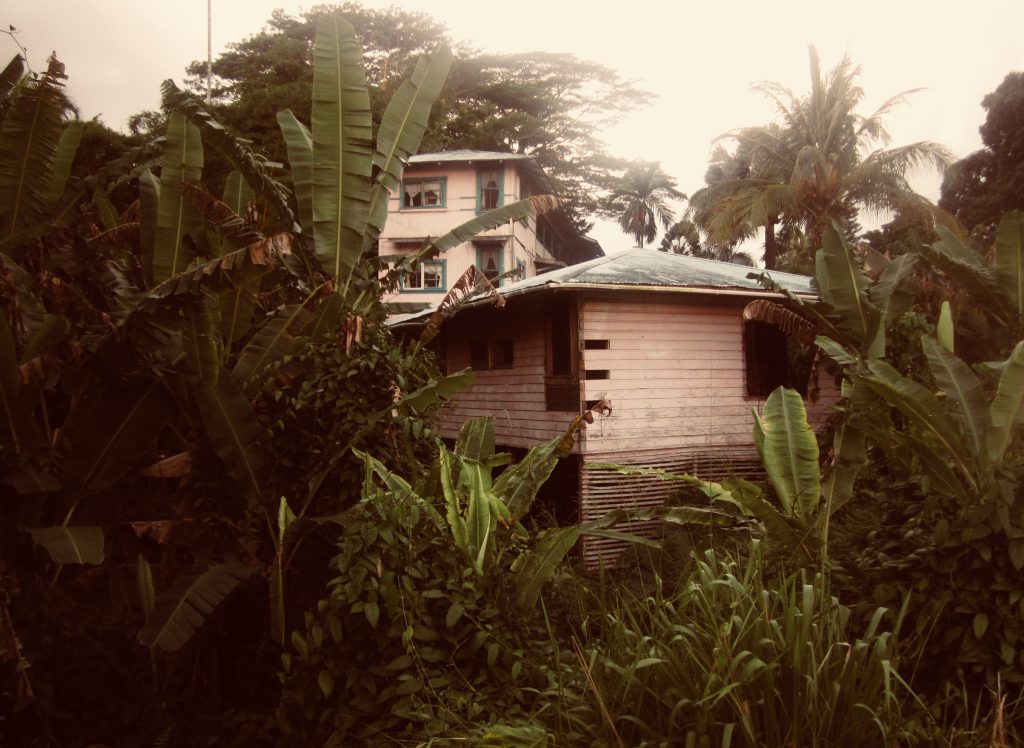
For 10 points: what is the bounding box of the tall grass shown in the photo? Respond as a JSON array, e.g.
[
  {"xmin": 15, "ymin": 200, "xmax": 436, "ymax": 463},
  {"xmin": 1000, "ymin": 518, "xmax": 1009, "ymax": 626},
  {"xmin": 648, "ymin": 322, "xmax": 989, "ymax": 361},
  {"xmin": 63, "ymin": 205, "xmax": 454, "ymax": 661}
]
[{"xmin": 573, "ymin": 542, "xmax": 914, "ymax": 747}]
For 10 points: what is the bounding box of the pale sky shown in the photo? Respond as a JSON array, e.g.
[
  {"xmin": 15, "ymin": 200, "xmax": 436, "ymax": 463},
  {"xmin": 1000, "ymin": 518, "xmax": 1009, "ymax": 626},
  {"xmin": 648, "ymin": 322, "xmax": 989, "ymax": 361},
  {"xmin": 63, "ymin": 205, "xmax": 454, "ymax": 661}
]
[{"xmin": 6, "ymin": 1, "xmax": 1023, "ymax": 253}]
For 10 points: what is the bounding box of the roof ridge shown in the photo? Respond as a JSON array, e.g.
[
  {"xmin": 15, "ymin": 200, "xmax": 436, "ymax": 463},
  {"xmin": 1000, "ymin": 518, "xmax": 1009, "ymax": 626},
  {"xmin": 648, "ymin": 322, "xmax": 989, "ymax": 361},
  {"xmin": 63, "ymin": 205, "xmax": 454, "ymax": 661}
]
[{"xmin": 555, "ymin": 249, "xmax": 634, "ymax": 283}]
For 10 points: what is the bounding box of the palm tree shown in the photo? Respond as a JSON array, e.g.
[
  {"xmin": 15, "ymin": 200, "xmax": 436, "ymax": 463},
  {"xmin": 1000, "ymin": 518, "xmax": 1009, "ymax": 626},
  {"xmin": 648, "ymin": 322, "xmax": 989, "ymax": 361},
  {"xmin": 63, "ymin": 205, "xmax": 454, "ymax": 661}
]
[
  {"xmin": 689, "ymin": 46, "xmax": 952, "ymax": 268},
  {"xmin": 659, "ymin": 218, "xmax": 754, "ymax": 266},
  {"xmin": 606, "ymin": 161, "xmax": 685, "ymax": 247}
]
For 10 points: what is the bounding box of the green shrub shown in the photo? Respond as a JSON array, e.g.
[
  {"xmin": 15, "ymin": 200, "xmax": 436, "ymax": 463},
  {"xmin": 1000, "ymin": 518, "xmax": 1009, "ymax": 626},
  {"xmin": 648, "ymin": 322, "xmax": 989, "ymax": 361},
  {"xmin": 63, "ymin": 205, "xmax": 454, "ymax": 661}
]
[
  {"xmin": 579, "ymin": 543, "xmax": 913, "ymax": 747},
  {"xmin": 276, "ymin": 478, "xmax": 545, "ymax": 744}
]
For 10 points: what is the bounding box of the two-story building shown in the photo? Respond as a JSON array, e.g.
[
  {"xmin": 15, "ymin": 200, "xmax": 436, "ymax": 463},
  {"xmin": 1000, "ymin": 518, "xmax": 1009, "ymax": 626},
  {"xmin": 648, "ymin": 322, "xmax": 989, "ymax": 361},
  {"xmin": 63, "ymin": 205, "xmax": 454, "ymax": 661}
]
[{"xmin": 381, "ymin": 150, "xmax": 602, "ymax": 309}]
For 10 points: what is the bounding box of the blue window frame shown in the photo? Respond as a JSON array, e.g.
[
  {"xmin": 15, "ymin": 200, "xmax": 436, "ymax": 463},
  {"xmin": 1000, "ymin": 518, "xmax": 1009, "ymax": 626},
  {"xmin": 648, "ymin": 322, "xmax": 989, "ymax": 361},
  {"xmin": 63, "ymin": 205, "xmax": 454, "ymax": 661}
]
[
  {"xmin": 401, "ymin": 177, "xmax": 446, "ymax": 209},
  {"xmin": 399, "ymin": 259, "xmax": 447, "ymax": 293},
  {"xmin": 476, "ymin": 166, "xmax": 503, "ymax": 211},
  {"xmin": 476, "ymin": 244, "xmax": 504, "ymax": 286}
]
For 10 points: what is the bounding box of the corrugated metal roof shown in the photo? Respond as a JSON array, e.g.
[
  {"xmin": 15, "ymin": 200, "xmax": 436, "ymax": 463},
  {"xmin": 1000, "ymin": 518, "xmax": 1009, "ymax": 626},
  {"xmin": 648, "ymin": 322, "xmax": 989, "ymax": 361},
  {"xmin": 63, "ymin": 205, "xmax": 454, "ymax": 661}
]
[
  {"xmin": 408, "ymin": 150, "xmax": 533, "ymax": 164},
  {"xmin": 389, "ymin": 248, "xmax": 815, "ymax": 327},
  {"xmin": 506, "ymin": 248, "xmax": 814, "ymax": 293}
]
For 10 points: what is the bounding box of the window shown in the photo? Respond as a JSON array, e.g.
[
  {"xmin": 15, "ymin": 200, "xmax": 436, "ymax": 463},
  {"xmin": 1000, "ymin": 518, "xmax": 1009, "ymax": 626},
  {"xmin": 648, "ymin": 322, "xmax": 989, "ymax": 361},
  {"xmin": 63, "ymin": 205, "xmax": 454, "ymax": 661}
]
[
  {"xmin": 744, "ymin": 320, "xmax": 812, "ymax": 397},
  {"xmin": 400, "ymin": 259, "xmax": 446, "ymax": 293},
  {"xmin": 545, "ymin": 295, "xmax": 579, "ymax": 411},
  {"xmin": 469, "ymin": 338, "xmax": 514, "ymax": 370},
  {"xmin": 476, "ymin": 244, "xmax": 503, "ymax": 284},
  {"xmin": 478, "ymin": 166, "xmax": 502, "ymax": 211},
  {"xmin": 402, "ymin": 177, "xmax": 446, "ymax": 209}
]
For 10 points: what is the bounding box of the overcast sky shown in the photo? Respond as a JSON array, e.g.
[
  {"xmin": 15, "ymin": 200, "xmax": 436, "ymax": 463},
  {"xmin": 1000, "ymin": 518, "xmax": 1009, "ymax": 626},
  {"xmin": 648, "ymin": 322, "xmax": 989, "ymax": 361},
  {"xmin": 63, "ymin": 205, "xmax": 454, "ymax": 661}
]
[{"xmin": 6, "ymin": 1, "xmax": 1023, "ymax": 253}]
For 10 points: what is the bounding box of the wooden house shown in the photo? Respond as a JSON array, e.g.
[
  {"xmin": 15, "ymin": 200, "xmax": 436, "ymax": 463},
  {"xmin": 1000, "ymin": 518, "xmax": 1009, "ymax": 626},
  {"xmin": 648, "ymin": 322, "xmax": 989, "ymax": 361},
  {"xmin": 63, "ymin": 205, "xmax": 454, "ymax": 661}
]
[
  {"xmin": 380, "ymin": 150, "xmax": 602, "ymax": 310},
  {"xmin": 392, "ymin": 249, "xmax": 840, "ymax": 565}
]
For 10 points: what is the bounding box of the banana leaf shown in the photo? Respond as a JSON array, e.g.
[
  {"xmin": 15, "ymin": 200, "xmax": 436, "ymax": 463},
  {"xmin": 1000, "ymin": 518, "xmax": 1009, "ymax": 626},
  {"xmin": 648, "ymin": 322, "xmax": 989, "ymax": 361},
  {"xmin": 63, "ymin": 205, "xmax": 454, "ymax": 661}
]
[
  {"xmin": 139, "ymin": 167, "xmax": 160, "ymax": 281},
  {"xmin": 222, "ymin": 170, "xmax": 255, "ymax": 217},
  {"xmin": 936, "ymin": 301, "xmax": 954, "ymax": 352},
  {"xmin": 231, "ymin": 302, "xmax": 316, "ymax": 384},
  {"xmin": 61, "ymin": 380, "xmax": 175, "ymax": 495},
  {"xmin": 424, "ymin": 196, "xmax": 558, "ymax": 256},
  {"xmin": 994, "ymin": 211, "xmax": 1024, "ymax": 320},
  {"xmin": 815, "ymin": 224, "xmax": 881, "ymax": 356},
  {"xmin": 0, "ymin": 310, "xmax": 44, "ymax": 453},
  {"xmin": 152, "ymin": 113, "xmax": 203, "ymax": 282},
  {"xmin": 989, "ymin": 340, "xmax": 1024, "ymax": 465},
  {"xmin": 311, "ymin": 12, "xmax": 373, "ymax": 280},
  {"xmin": 921, "ymin": 230, "xmax": 1004, "ymax": 325},
  {"xmin": 162, "ymin": 80, "xmax": 295, "ymax": 228},
  {"xmin": 138, "ymin": 562, "xmax": 254, "ymax": 651},
  {"xmin": 394, "ymin": 369, "xmax": 473, "ymax": 413},
  {"xmin": 754, "ymin": 387, "xmax": 820, "ymax": 522},
  {"xmin": 0, "ymin": 69, "xmax": 63, "ymax": 240},
  {"xmin": 363, "ymin": 46, "xmax": 452, "ymax": 251},
  {"xmin": 922, "ymin": 335, "xmax": 988, "ymax": 463},
  {"xmin": 276, "ymin": 110, "xmax": 314, "ymax": 234},
  {"xmin": 195, "ymin": 373, "xmax": 271, "ymax": 501},
  {"xmin": 28, "ymin": 526, "xmax": 105, "ymax": 565},
  {"xmin": 862, "ymin": 359, "xmax": 976, "ymax": 489},
  {"xmin": 513, "ymin": 526, "xmax": 581, "ymax": 610},
  {"xmin": 219, "ymin": 267, "xmax": 261, "ymax": 349},
  {"xmin": 42, "ymin": 120, "xmax": 83, "ymax": 209},
  {"xmin": 183, "ymin": 293, "xmax": 222, "ymax": 384},
  {"xmin": 455, "ymin": 416, "xmax": 496, "ymax": 463},
  {"xmin": 0, "ymin": 54, "xmax": 26, "ymax": 104}
]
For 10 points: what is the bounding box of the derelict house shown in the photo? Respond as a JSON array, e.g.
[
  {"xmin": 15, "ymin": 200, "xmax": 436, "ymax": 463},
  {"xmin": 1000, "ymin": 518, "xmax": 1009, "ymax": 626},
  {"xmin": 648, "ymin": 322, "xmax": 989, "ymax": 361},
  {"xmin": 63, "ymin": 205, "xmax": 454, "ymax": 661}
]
[{"xmin": 392, "ymin": 249, "xmax": 839, "ymax": 566}]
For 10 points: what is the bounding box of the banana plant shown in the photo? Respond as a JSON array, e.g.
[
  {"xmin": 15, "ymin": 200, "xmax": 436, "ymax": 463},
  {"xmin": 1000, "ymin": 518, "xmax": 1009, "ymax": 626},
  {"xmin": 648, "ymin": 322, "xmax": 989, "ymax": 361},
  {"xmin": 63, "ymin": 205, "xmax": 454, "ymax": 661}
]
[
  {"xmin": 918, "ymin": 211, "xmax": 1024, "ymax": 347},
  {"xmin": 0, "ymin": 54, "xmax": 83, "ymax": 255}
]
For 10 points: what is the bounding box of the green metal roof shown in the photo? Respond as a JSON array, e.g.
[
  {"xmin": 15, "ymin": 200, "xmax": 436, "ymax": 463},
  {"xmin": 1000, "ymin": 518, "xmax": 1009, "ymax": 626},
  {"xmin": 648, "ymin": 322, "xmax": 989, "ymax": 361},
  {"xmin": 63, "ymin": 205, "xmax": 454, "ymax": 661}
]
[{"xmin": 388, "ymin": 248, "xmax": 815, "ymax": 327}]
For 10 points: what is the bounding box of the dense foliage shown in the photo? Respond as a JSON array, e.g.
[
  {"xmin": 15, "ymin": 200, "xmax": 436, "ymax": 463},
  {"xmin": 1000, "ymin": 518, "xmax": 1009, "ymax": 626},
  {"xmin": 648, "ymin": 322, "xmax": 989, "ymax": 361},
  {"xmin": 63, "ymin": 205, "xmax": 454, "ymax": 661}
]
[
  {"xmin": 1, "ymin": 13, "xmax": 1023, "ymax": 747},
  {"xmin": 940, "ymin": 72, "xmax": 1024, "ymax": 248}
]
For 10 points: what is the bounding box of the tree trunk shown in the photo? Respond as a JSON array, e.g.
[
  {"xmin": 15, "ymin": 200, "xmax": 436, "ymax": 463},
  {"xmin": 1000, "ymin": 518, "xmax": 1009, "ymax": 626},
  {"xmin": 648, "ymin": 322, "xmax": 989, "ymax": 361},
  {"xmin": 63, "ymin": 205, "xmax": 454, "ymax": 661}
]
[{"xmin": 763, "ymin": 218, "xmax": 778, "ymax": 270}]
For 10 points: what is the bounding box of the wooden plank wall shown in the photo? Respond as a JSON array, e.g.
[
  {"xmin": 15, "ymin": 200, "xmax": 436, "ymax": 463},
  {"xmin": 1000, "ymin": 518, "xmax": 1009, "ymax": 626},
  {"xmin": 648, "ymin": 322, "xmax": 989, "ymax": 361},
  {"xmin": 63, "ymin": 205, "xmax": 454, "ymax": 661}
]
[
  {"xmin": 435, "ymin": 299, "xmax": 579, "ymax": 449},
  {"xmin": 581, "ymin": 295, "xmax": 757, "ymax": 452},
  {"xmin": 579, "ymin": 444, "xmax": 764, "ymax": 568},
  {"xmin": 576, "ymin": 293, "xmax": 842, "ymax": 567}
]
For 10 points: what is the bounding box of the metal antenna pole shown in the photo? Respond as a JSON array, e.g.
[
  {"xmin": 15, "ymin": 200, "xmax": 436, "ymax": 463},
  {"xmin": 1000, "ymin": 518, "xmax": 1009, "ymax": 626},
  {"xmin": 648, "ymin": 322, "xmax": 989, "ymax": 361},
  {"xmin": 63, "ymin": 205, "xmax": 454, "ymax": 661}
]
[{"xmin": 206, "ymin": 0, "xmax": 212, "ymax": 105}]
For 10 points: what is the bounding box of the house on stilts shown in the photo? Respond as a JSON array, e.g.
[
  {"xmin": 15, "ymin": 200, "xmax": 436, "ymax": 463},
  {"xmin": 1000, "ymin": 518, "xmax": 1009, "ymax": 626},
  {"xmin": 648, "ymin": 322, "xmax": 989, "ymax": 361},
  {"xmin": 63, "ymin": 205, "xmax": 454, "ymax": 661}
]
[{"xmin": 391, "ymin": 248, "xmax": 840, "ymax": 566}]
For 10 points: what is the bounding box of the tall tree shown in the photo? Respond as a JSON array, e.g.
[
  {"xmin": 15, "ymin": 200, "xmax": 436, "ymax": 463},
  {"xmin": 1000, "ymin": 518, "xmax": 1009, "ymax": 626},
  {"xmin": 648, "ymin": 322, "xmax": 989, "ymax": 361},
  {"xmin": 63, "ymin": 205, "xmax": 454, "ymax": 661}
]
[
  {"xmin": 689, "ymin": 46, "xmax": 951, "ymax": 267},
  {"xmin": 181, "ymin": 3, "xmax": 649, "ymax": 232},
  {"xmin": 939, "ymin": 72, "xmax": 1024, "ymax": 247},
  {"xmin": 605, "ymin": 161, "xmax": 685, "ymax": 247}
]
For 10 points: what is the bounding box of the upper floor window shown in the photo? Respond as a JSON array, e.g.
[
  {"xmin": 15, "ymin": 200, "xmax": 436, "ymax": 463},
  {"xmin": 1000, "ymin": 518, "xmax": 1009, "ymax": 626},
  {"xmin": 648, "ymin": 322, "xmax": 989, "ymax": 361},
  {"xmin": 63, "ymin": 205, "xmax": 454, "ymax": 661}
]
[
  {"xmin": 478, "ymin": 167, "xmax": 502, "ymax": 211},
  {"xmin": 402, "ymin": 177, "xmax": 446, "ymax": 209},
  {"xmin": 477, "ymin": 244, "xmax": 503, "ymax": 284},
  {"xmin": 400, "ymin": 259, "xmax": 446, "ymax": 292}
]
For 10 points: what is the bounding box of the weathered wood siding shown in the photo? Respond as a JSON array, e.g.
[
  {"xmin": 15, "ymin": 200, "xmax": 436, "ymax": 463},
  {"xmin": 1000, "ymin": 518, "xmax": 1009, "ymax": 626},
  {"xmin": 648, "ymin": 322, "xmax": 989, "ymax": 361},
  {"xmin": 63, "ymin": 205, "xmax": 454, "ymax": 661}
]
[
  {"xmin": 575, "ymin": 293, "xmax": 841, "ymax": 567},
  {"xmin": 581, "ymin": 296, "xmax": 753, "ymax": 452},
  {"xmin": 435, "ymin": 299, "xmax": 580, "ymax": 449}
]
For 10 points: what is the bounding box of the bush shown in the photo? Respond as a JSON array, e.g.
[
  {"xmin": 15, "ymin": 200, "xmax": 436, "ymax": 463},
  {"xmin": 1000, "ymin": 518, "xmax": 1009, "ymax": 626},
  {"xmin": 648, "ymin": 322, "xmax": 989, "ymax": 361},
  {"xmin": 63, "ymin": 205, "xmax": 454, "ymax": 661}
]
[{"xmin": 578, "ymin": 543, "xmax": 914, "ymax": 747}]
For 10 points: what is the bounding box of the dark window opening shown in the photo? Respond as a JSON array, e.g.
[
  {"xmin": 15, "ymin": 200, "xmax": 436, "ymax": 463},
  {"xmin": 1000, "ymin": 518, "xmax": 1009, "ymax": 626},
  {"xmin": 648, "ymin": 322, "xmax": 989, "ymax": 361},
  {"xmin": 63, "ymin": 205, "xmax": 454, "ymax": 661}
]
[
  {"xmin": 584, "ymin": 339, "xmax": 610, "ymax": 350},
  {"xmin": 545, "ymin": 295, "xmax": 579, "ymax": 411},
  {"xmin": 585, "ymin": 369, "xmax": 610, "ymax": 380},
  {"xmin": 470, "ymin": 338, "xmax": 489, "ymax": 370},
  {"xmin": 491, "ymin": 339, "xmax": 514, "ymax": 369},
  {"xmin": 469, "ymin": 338, "xmax": 514, "ymax": 370},
  {"xmin": 745, "ymin": 320, "xmax": 811, "ymax": 397}
]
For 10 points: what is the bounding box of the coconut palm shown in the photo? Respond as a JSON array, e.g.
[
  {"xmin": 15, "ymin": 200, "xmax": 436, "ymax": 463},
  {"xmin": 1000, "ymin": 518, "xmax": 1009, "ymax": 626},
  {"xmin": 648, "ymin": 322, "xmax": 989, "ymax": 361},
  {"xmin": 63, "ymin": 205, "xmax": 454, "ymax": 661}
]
[
  {"xmin": 607, "ymin": 161, "xmax": 685, "ymax": 247},
  {"xmin": 689, "ymin": 46, "xmax": 952, "ymax": 268}
]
